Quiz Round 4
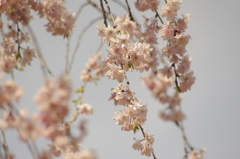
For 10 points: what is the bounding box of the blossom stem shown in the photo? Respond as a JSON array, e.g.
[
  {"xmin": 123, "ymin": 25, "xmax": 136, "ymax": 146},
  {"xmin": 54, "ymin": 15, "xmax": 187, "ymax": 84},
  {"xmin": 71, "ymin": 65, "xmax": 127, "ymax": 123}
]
[
  {"xmin": 87, "ymin": 0, "xmax": 115, "ymax": 25},
  {"xmin": 171, "ymin": 63, "xmax": 181, "ymax": 92},
  {"xmin": 139, "ymin": 125, "xmax": 157, "ymax": 159},
  {"xmin": 16, "ymin": 23, "xmax": 22, "ymax": 60},
  {"xmin": 155, "ymin": 10, "xmax": 163, "ymax": 24},
  {"xmin": 103, "ymin": 0, "xmax": 115, "ymax": 26},
  {"xmin": 99, "ymin": 0, "xmax": 108, "ymax": 27},
  {"xmin": 68, "ymin": 16, "xmax": 102, "ymax": 74},
  {"xmin": 1, "ymin": 130, "xmax": 10, "ymax": 159},
  {"xmin": 175, "ymin": 121, "xmax": 194, "ymax": 153},
  {"xmin": 27, "ymin": 25, "xmax": 54, "ymax": 79},
  {"xmin": 66, "ymin": 2, "xmax": 89, "ymax": 75},
  {"xmin": 125, "ymin": 0, "xmax": 135, "ymax": 22}
]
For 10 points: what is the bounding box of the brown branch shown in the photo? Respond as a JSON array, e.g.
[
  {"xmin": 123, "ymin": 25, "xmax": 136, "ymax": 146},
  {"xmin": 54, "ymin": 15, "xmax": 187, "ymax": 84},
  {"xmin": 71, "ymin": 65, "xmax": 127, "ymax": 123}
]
[
  {"xmin": 103, "ymin": 0, "xmax": 115, "ymax": 26},
  {"xmin": 171, "ymin": 63, "xmax": 181, "ymax": 92},
  {"xmin": 1, "ymin": 130, "xmax": 10, "ymax": 159},
  {"xmin": 125, "ymin": 0, "xmax": 135, "ymax": 22},
  {"xmin": 139, "ymin": 125, "xmax": 157, "ymax": 159},
  {"xmin": 27, "ymin": 25, "xmax": 54, "ymax": 79},
  {"xmin": 99, "ymin": 0, "xmax": 108, "ymax": 27},
  {"xmin": 68, "ymin": 16, "xmax": 102, "ymax": 74},
  {"xmin": 66, "ymin": 2, "xmax": 89, "ymax": 75},
  {"xmin": 87, "ymin": 0, "xmax": 114, "ymax": 25},
  {"xmin": 155, "ymin": 10, "xmax": 164, "ymax": 24}
]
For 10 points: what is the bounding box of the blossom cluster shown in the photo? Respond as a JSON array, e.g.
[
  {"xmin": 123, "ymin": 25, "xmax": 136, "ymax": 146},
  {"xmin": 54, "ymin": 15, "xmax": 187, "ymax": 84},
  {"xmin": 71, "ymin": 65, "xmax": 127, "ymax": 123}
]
[
  {"xmin": 0, "ymin": 24, "xmax": 36, "ymax": 73},
  {"xmin": 109, "ymin": 83, "xmax": 155, "ymax": 157},
  {"xmin": 0, "ymin": 0, "xmax": 75, "ymax": 36},
  {"xmin": 135, "ymin": 0, "xmax": 160, "ymax": 12},
  {"xmin": 97, "ymin": 13, "xmax": 157, "ymax": 157},
  {"xmin": 142, "ymin": 72, "xmax": 185, "ymax": 122},
  {"xmin": 0, "ymin": 76, "xmax": 96, "ymax": 158},
  {"xmin": 140, "ymin": 0, "xmax": 195, "ymax": 124},
  {"xmin": 132, "ymin": 131, "xmax": 155, "ymax": 157},
  {"xmin": 0, "ymin": 0, "xmax": 76, "ymax": 74},
  {"xmin": 97, "ymin": 14, "xmax": 159, "ymax": 80},
  {"xmin": 0, "ymin": 79, "xmax": 23, "ymax": 107},
  {"xmin": 159, "ymin": 1, "xmax": 195, "ymax": 93}
]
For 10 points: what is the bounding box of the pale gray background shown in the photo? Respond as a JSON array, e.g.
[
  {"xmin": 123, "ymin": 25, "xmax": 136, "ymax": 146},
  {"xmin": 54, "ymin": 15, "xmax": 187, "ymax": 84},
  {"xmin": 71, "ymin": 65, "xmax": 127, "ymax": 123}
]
[{"xmin": 3, "ymin": 0, "xmax": 240, "ymax": 159}]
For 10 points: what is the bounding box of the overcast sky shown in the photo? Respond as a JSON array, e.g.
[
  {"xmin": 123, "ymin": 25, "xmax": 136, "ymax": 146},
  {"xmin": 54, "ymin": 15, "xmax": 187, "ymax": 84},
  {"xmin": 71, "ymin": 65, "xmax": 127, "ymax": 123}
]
[{"xmin": 4, "ymin": 0, "xmax": 240, "ymax": 159}]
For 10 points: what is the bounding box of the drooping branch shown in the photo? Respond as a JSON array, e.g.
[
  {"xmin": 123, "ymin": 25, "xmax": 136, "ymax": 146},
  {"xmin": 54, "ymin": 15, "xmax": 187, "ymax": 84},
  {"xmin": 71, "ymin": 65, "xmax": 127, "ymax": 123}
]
[
  {"xmin": 99, "ymin": 0, "xmax": 108, "ymax": 27},
  {"xmin": 125, "ymin": 0, "xmax": 135, "ymax": 22},
  {"xmin": 66, "ymin": 2, "xmax": 89, "ymax": 75},
  {"xmin": 27, "ymin": 25, "xmax": 54, "ymax": 79},
  {"xmin": 103, "ymin": 0, "xmax": 115, "ymax": 26},
  {"xmin": 68, "ymin": 17, "xmax": 102, "ymax": 74}
]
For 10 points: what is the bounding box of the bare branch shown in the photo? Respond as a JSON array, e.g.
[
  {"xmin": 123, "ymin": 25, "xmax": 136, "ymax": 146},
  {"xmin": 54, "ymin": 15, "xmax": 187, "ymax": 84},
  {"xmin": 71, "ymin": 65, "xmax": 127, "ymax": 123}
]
[
  {"xmin": 99, "ymin": 0, "xmax": 108, "ymax": 27},
  {"xmin": 125, "ymin": 0, "xmax": 135, "ymax": 21},
  {"xmin": 66, "ymin": 2, "xmax": 89, "ymax": 75},
  {"xmin": 68, "ymin": 17, "xmax": 103, "ymax": 74},
  {"xmin": 103, "ymin": 0, "xmax": 115, "ymax": 26},
  {"xmin": 27, "ymin": 25, "xmax": 54, "ymax": 79}
]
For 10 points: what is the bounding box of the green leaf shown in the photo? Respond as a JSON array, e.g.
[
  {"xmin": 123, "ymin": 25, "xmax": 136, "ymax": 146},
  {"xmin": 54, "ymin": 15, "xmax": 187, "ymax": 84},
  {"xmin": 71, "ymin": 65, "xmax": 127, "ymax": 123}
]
[
  {"xmin": 72, "ymin": 99, "xmax": 79, "ymax": 106},
  {"xmin": 133, "ymin": 125, "xmax": 139, "ymax": 134},
  {"xmin": 16, "ymin": 52, "xmax": 22, "ymax": 60},
  {"xmin": 16, "ymin": 67, "xmax": 24, "ymax": 71},
  {"xmin": 92, "ymin": 78, "xmax": 98, "ymax": 85},
  {"xmin": 128, "ymin": 62, "xmax": 133, "ymax": 68},
  {"xmin": 76, "ymin": 86, "xmax": 84, "ymax": 93}
]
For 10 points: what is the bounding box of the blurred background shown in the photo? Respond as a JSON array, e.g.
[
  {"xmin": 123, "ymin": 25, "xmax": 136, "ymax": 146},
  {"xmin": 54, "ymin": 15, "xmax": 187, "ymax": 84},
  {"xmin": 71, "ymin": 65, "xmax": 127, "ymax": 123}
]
[{"xmin": 3, "ymin": 0, "xmax": 240, "ymax": 159}]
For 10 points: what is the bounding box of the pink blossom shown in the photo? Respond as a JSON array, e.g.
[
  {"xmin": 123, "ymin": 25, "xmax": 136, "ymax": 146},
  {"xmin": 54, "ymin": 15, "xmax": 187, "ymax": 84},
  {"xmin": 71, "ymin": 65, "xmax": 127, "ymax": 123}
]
[
  {"xmin": 179, "ymin": 71, "xmax": 196, "ymax": 92},
  {"xmin": 159, "ymin": 22, "xmax": 175, "ymax": 41},
  {"xmin": 132, "ymin": 138, "xmax": 143, "ymax": 151},
  {"xmin": 135, "ymin": 0, "xmax": 160, "ymax": 12},
  {"xmin": 76, "ymin": 103, "xmax": 93, "ymax": 115},
  {"xmin": 105, "ymin": 63, "xmax": 125, "ymax": 82},
  {"xmin": 108, "ymin": 84, "xmax": 135, "ymax": 106},
  {"xmin": 159, "ymin": 66, "xmax": 173, "ymax": 78}
]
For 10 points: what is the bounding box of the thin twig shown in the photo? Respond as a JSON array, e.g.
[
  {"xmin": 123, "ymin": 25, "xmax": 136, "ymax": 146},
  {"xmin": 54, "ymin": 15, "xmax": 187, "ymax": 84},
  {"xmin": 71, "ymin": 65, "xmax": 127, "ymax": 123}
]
[
  {"xmin": 125, "ymin": 0, "xmax": 135, "ymax": 21},
  {"xmin": 1, "ymin": 130, "xmax": 10, "ymax": 159},
  {"xmin": 27, "ymin": 25, "xmax": 54, "ymax": 79},
  {"xmin": 87, "ymin": 0, "xmax": 113, "ymax": 25},
  {"xmin": 103, "ymin": 0, "xmax": 115, "ymax": 26},
  {"xmin": 96, "ymin": 41, "xmax": 104, "ymax": 53},
  {"xmin": 171, "ymin": 63, "xmax": 181, "ymax": 92},
  {"xmin": 65, "ymin": 2, "xmax": 89, "ymax": 75},
  {"xmin": 0, "ymin": 133, "xmax": 2, "ymax": 159},
  {"xmin": 99, "ymin": 0, "xmax": 108, "ymax": 27},
  {"xmin": 68, "ymin": 17, "xmax": 102, "ymax": 74},
  {"xmin": 155, "ymin": 10, "xmax": 164, "ymax": 24},
  {"xmin": 139, "ymin": 125, "xmax": 157, "ymax": 159},
  {"xmin": 175, "ymin": 120, "xmax": 194, "ymax": 153}
]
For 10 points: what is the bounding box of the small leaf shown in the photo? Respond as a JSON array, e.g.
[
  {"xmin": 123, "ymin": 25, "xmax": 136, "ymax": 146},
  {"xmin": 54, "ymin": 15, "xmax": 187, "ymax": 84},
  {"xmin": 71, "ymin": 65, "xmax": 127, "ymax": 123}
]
[
  {"xmin": 133, "ymin": 125, "xmax": 139, "ymax": 134},
  {"xmin": 76, "ymin": 86, "xmax": 84, "ymax": 93},
  {"xmin": 72, "ymin": 99, "xmax": 79, "ymax": 106},
  {"xmin": 16, "ymin": 67, "xmax": 24, "ymax": 71},
  {"xmin": 92, "ymin": 78, "xmax": 98, "ymax": 85},
  {"xmin": 16, "ymin": 52, "xmax": 22, "ymax": 60}
]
